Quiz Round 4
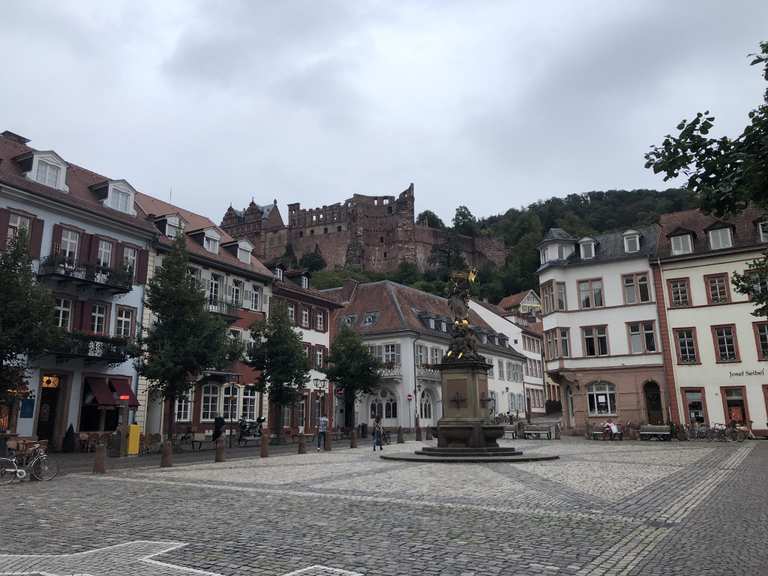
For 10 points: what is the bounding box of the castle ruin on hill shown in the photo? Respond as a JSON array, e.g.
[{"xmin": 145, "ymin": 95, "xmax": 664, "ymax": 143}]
[{"xmin": 220, "ymin": 184, "xmax": 506, "ymax": 273}]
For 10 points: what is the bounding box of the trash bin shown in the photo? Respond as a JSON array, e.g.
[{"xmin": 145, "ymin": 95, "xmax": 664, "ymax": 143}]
[{"xmin": 127, "ymin": 424, "xmax": 140, "ymax": 456}]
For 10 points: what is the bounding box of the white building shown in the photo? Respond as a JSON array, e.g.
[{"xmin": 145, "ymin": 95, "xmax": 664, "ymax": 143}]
[
  {"xmin": 325, "ymin": 280, "xmax": 526, "ymax": 430},
  {"xmin": 655, "ymin": 208, "xmax": 768, "ymax": 435},
  {"xmin": 0, "ymin": 130, "xmax": 155, "ymax": 448},
  {"xmin": 470, "ymin": 301, "xmax": 544, "ymax": 416},
  {"xmin": 538, "ymin": 226, "xmax": 670, "ymax": 434}
]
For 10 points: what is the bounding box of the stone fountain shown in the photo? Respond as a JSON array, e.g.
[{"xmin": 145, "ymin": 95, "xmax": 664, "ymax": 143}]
[{"xmin": 382, "ymin": 269, "xmax": 558, "ymax": 463}]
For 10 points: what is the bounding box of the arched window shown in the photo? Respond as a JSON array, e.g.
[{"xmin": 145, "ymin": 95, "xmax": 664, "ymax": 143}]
[
  {"xmin": 201, "ymin": 384, "xmax": 220, "ymax": 421},
  {"xmin": 385, "ymin": 398, "xmax": 397, "ymax": 419},
  {"xmin": 223, "ymin": 385, "xmax": 239, "ymax": 421},
  {"xmin": 370, "ymin": 399, "xmax": 383, "ymax": 419},
  {"xmin": 420, "ymin": 390, "xmax": 433, "ymax": 420},
  {"xmin": 241, "ymin": 387, "xmax": 257, "ymax": 421},
  {"xmin": 587, "ymin": 381, "xmax": 616, "ymax": 416}
]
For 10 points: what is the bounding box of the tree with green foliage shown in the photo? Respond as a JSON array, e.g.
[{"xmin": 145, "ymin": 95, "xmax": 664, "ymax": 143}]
[
  {"xmin": 248, "ymin": 301, "xmax": 310, "ymax": 438},
  {"xmin": 453, "ymin": 205, "xmax": 478, "ymax": 236},
  {"xmin": 645, "ymin": 41, "xmax": 768, "ymax": 314},
  {"xmin": 0, "ymin": 230, "xmax": 59, "ymax": 417},
  {"xmin": 322, "ymin": 325, "xmax": 381, "ymax": 429},
  {"xmin": 299, "ymin": 248, "xmax": 327, "ymax": 273},
  {"xmin": 416, "ymin": 210, "xmax": 446, "ymax": 229},
  {"xmin": 392, "ymin": 261, "xmax": 420, "ymax": 285},
  {"xmin": 428, "ymin": 233, "xmax": 467, "ymax": 279},
  {"xmin": 139, "ymin": 235, "xmax": 241, "ymax": 447}
]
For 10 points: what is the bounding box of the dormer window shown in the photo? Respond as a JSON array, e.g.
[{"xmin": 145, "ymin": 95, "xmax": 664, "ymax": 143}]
[
  {"xmin": 166, "ymin": 216, "xmax": 184, "ymax": 238},
  {"xmin": 113, "ymin": 189, "xmax": 131, "ymax": 213},
  {"xmin": 623, "ymin": 231, "xmax": 640, "ymax": 253},
  {"xmin": 759, "ymin": 221, "xmax": 768, "ymax": 243},
  {"xmin": 539, "ymin": 248, "xmax": 548, "ymax": 264},
  {"xmin": 300, "ymin": 276, "xmax": 309, "ymax": 289},
  {"xmin": 36, "ymin": 160, "xmax": 61, "ymax": 188},
  {"xmin": 708, "ymin": 227, "xmax": 733, "ymax": 250},
  {"xmin": 579, "ymin": 239, "xmax": 595, "ymax": 260},
  {"xmin": 274, "ymin": 267, "xmax": 284, "ymax": 281},
  {"xmin": 204, "ymin": 236, "xmax": 219, "ymax": 254},
  {"xmin": 670, "ymin": 234, "xmax": 693, "ymax": 255},
  {"xmin": 24, "ymin": 152, "xmax": 68, "ymax": 191},
  {"xmin": 238, "ymin": 247, "xmax": 251, "ymax": 264}
]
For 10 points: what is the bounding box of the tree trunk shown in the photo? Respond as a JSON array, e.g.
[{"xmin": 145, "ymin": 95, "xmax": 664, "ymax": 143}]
[{"xmin": 344, "ymin": 390, "xmax": 355, "ymax": 430}]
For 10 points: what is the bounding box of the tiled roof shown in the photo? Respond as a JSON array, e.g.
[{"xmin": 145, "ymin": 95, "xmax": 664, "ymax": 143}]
[
  {"xmin": 498, "ymin": 290, "xmax": 537, "ymax": 310},
  {"xmin": 541, "ymin": 224, "xmax": 658, "ymax": 269},
  {"xmin": 273, "ymin": 279, "xmax": 343, "ymax": 308},
  {"xmin": 539, "ymin": 228, "xmax": 576, "ymax": 244},
  {"xmin": 135, "ymin": 194, "xmax": 274, "ymax": 279},
  {"xmin": 0, "ymin": 133, "xmax": 156, "ymax": 234},
  {"xmin": 657, "ymin": 207, "xmax": 767, "ymax": 258},
  {"xmin": 337, "ymin": 281, "xmax": 523, "ymax": 358}
]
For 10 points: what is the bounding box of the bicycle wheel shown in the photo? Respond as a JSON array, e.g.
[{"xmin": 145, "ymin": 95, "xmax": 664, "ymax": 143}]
[
  {"xmin": 31, "ymin": 456, "xmax": 59, "ymax": 481},
  {"xmin": 0, "ymin": 459, "xmax": 18, "ymax": 485}
]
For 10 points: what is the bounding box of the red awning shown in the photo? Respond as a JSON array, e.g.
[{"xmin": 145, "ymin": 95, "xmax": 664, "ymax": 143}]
[
  {"xmin": 86, "ymin": 378, "xmax": 115, "ymax": 407},
  {"xmin": 110, "ymin": 378, "xmax": 139, "ymax": 408}
]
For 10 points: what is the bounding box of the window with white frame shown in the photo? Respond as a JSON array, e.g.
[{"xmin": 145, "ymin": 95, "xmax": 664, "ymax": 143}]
[
  {"xmin": 583, "ymin": 326, "xmax": 608, "ymax": 357},
  {"xmin": 316, "ymin": 310, "xmax": 324, "ymax": 331},
  {"xmin": 201, "ymin": 384, "xmax": 220, "ymax": 421},
  {"xmin": 578, "ymin": 279, "xmax": 604, "ymax": 309},
  {"xmin": 384, "ymin": 343, "xmax": 401, "ymax": 366},
  {"xmin": 238, "ymin": 247, "xmax": 251, "ymax": 264},
  {"xmin": 251, "ymin": 286, "xmax": 261, "ymax": 310},
  {"xmin": 112, "ymin": 189, "xmax": 132, "ymax": 213},
  {"xmin": 708, "ymin": 227, "xmax": 733, "ymax": 250},
  {"xmin": 96, "ymin": 240, "xmax": 112, "ymax": 269},
  {"xmin": 165, "ymin": 218, "xmax": 182, "ymax": 238},
  {"xmin": 416, "ymin": 344, "xmax": 426, "ymax": 366},
  {"xmin": 36, "ymin": 160, "xmax": 60, "ymax": 188},
  {"xmin": 209, "ymin": 274, "xmax": 221, "ymax": 305},
  {"xmin": 497, "ymin": 359, "xmax": 505, "ymax": 380},
  {"xmin": 54, "ymin": 298, "xmax": 71, "ymax": 330},
  {"xmin": 628, "ymin": 321, "xmax": 656, "ymax": 354},
  {"xmin": 116, "ymin": 308, "xmax": 133, "ymax": 338},
  {"xmin": 420, "ymin": 389, "xmax": 433, "ymax": 419},
  {"xmin": 204, "ymin": 235, "xmax": 219, "ymax": 254},
  {"xmin": 274, "ymin": 267, "xmax": 284, "ymax": 281},
  {"xmin": 384, "ymin": 397, "xmax": 397, "ymax": 419},
  {"xmin": 241, "ymin": 387, "xmax": 257, "ymax": 420},
  {"xmin": 623, "ymin": 232, "xmax": 640, "ymax": 253},
  {"xmin": 430, "ymin": 347, "xmax": 441, "ymax": 365},
  {"xmin": 759, "ymin": 221, "xmax": 768, "ymax": 243},
  {"xmin": 301, "ymin": 307, "xmax": 310, "ymax": 327},
  {"xmin": 122, "ymin": 246, "xmax": 137, "ymax": 278},
  {"xmin": 587, "ymin": 381, "xmax": 616, "ymax": 416},
  {"xmin": 91, "ymin": 304, "xmax": 106, "ymax": 334},
  {"xmin": 60, "ymin": 229, "xmax": 79, "ymax": 262},
  {"xmin": 670, "ymin": 234, "xmax": 693, "ymax": 255},
  {"xmin": 580, "ymin": 240, "xmax": 595, "ymax": 259},
  {"xmin": 7, "ymin": 213, "xmax": 31, "ymax": 243},
  {"xmin": 223, "ymin": 385, "xmax": 239, "ymax": 420},
  {"xmin": 315, "ymin": 347, "xmax": 324, "ymax": 369},
  {"xmin": 175, "ymin": 390, "xmax": 192, "ymax": 422},
  {"xmin": 713, "ymin": 325, "xmax": 738, "ymax": 362},
  {"xmin": 287, "ymin": 303, "xmax": 296, "ymax": 323},
  {"xmin": 230, "ymin": 280, "xmax": 242, "ymax": 307}
]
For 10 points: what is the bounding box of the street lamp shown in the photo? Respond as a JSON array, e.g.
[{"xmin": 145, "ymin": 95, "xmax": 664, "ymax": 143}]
[{"xmin": 415, "ymin": 382, "xmax": 422, "ymax": 440}]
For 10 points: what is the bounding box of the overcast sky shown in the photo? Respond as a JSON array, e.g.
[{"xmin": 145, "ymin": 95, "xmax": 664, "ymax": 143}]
[{"xmin": 1, "ymin": 1, "xmax": 766, "ymax": 223}]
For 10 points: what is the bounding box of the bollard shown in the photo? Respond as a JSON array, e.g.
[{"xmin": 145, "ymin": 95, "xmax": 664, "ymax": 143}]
[
  {"xmin": 92, "ymin": 444, "xmax": 107, "ymax": 474},
  {"xmin": 415, "ymin": 426, "xmax": 422, "ymax": 441},
  {"xmin": 298, "ymin": 434, "xmax": 306, "ymax": 454},
  {"xmin": 260, "ymin": 431, "xmax": 269, "ymax": 458},
  {"xmin": 160, "ymin": 442, "xmax": 173, "ymax": 468},
  {"xmin": 425, "ymin": 426, "xmax": 433, "ymax": 441},
  {"xmin": 215, "ymin": 437, "xmax": 225, "ymax": 462},
  {"xmin": 397, "ymin": 426, "xmax": 405, "ymax": 444},
  {"xmin": 350, "ymin": 429, "xmax": 358, "ymax": 449}
]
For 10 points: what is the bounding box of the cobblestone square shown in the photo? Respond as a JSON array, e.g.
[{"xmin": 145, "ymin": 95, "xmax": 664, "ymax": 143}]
[{"xmin": 0, "ymin": 438, "xmax": 766, "ymax": 575}]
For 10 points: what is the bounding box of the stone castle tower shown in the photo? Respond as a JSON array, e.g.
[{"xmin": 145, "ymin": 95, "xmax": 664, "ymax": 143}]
[{"xmin": 220, "ymin": 184, "xmax": 506, "ymax": 273}]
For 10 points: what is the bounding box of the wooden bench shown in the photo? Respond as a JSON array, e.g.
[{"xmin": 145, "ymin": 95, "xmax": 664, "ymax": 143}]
[
  {"xmin": 639, "ymin": 425, "xmax": 672, "ymax": 441},
  {"xmin": 524, "ymin": 425, "xmax": 552, "ymax": 440}
]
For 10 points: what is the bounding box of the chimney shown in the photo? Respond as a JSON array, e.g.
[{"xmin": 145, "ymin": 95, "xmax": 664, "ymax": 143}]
[{"xmin": 1, "ymin": 131, "xmax": 30, "ymax": 145}]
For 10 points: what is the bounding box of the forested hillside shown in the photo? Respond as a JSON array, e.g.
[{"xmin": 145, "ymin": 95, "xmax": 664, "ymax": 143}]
[{"xmin": 312, "ymin": 188, "xmax": 696, "ymax": 303}]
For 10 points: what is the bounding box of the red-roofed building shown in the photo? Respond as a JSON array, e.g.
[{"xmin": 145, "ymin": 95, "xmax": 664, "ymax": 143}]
[
  {"xmin": 498, "ymin": 289, "xmax": 541, "ymax": 316},
  {"xmin": 0, "ymin": 130, "xmax": 155, "ymax": 448}
]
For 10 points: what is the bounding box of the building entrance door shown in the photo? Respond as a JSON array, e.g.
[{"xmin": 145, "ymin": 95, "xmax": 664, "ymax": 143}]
[
  {"xmin": 37, "ymin": 385, "xmax": 60, "ymax": 441},
  {"xmin": 644, "ymin": 381, "xmax": 663, "ymax": 425}
]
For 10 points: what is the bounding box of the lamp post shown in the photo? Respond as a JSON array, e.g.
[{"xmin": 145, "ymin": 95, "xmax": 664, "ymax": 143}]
[{"xmin": 415, "ymin": 381, "xmax": 422, "ymax": 440}]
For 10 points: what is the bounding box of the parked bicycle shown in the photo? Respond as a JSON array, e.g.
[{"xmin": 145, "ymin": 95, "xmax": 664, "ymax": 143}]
[{"xmin": 0, "ymin": 442, "xmax": 60, "ymax": 484}]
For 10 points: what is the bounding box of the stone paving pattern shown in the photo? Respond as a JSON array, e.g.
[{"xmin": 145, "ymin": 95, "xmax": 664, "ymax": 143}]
[{"xmin": 0, "ymin": 438, "xmax": 765, "ymax": 575}]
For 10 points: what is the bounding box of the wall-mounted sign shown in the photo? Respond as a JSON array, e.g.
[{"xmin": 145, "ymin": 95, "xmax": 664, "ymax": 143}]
[{"xmin": 729, "ymin": 368, "xmax": 765, "ymax": 378}]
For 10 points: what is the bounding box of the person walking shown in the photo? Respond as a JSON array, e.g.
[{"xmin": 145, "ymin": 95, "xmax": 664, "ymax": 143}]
[
  {"xmin": 373, "ymin": 415, "xmax": 384, "ymax": 452},
  {"xmin": 317, "ymin": 414, "xmax": 328, "ymax": 452}
]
